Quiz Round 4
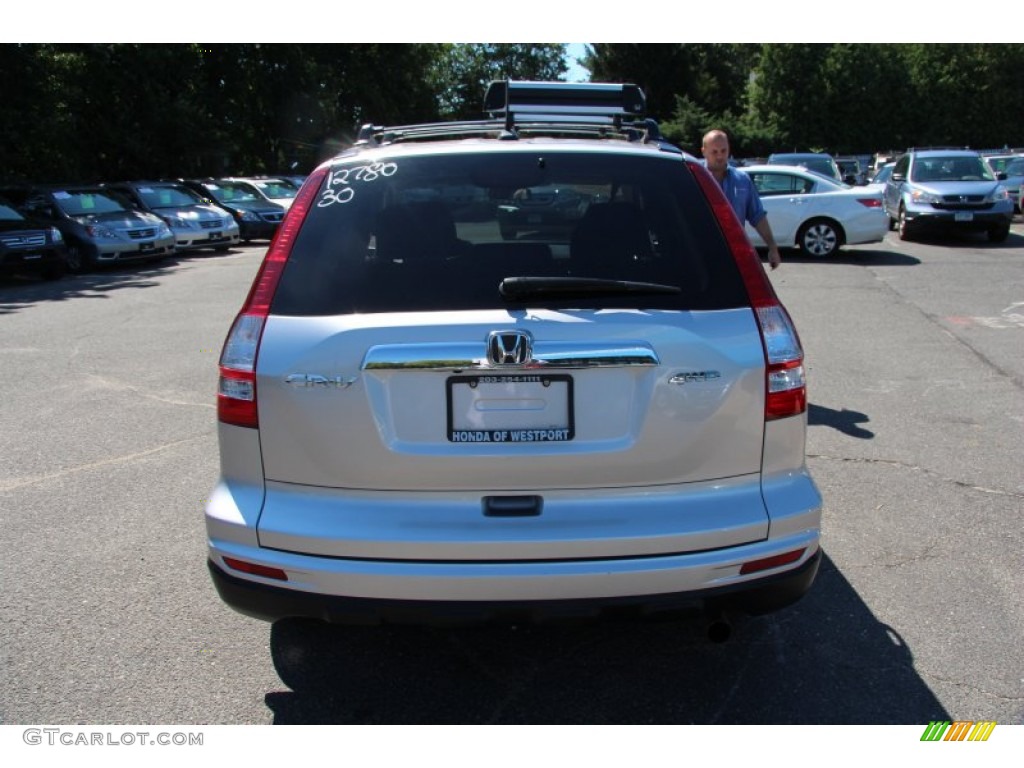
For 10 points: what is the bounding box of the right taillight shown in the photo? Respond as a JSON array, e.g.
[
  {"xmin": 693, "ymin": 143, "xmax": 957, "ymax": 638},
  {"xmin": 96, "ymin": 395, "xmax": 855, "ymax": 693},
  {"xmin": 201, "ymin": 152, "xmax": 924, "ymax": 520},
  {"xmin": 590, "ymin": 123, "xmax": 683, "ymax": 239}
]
[
  {"xmin": 757, "ymin": 305, "xmax": 807, "ymax": 420},
  {"xmin": 216, "ymin": 166, "xmax": 329, "ymax": 428},
  {"xmin": 689, "ymin": 162, "xmax": 808, "ymax": 421}
]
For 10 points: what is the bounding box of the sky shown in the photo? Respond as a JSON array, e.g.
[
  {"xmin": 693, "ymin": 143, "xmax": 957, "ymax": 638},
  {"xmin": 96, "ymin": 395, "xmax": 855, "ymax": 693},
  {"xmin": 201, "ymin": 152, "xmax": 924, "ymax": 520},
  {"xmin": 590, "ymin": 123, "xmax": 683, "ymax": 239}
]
[
  {"xmin": 565, "ymin": 44, "xmax": 590, "ymax": 82},
  {"xmin": 12, "ymin": 1, "xmax": 1024, "ymax": 43}
]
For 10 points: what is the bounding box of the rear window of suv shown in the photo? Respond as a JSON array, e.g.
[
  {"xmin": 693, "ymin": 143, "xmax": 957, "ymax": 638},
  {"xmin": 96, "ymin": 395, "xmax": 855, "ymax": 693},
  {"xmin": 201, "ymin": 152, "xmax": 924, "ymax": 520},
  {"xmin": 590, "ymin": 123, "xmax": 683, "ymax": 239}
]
[{"xmin": 272, "ymin": 150, "xmax": 749, "ymax": 315}]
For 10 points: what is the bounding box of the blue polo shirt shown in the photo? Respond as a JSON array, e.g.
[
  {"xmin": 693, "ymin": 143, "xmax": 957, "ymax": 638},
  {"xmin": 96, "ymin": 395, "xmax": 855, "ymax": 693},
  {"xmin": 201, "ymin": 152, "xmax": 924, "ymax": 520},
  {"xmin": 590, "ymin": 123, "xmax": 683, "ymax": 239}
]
[{"xmin": 704, "ymin": 163, "xmax": 767, "ymax": 228}]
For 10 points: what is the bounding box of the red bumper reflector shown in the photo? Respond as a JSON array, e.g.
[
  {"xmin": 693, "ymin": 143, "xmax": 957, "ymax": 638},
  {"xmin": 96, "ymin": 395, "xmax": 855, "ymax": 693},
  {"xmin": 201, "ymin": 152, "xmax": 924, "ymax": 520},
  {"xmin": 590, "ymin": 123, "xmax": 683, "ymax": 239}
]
[
  {"xmin": 739, "ymin": 548, "xmax": 806, "ymax": 575},
  {"xmin": 223, "ymin": 557, "xmax": 288, "ymax": 581}
]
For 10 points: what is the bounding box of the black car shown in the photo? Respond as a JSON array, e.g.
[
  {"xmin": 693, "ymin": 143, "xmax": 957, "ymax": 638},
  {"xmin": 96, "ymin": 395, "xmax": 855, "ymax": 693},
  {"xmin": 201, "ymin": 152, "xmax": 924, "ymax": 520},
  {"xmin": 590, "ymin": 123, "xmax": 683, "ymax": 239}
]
[
  {"xmin": 0, "ymin": 195, "xmax": 67, "ymax": 280},
  {"xmin": 180, "ymin": 179, "xmax": 286, "ymax": 242}
]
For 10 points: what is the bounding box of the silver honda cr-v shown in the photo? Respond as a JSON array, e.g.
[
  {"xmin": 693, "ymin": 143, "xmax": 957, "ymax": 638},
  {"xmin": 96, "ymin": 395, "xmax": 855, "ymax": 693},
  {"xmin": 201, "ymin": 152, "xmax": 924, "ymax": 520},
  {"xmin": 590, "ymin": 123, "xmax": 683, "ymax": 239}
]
[{"xmin": 206, "ymin": 81, "xmax": 822, "ymax": 630}]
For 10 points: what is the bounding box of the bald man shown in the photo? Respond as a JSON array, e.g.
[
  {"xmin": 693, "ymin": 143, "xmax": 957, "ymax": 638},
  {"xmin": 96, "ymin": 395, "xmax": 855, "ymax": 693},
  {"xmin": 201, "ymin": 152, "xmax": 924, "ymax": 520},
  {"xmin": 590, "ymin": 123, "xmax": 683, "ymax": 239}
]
[{"xmin": 701, "ymin": 129, "xmax": 781, "ymax": 270}]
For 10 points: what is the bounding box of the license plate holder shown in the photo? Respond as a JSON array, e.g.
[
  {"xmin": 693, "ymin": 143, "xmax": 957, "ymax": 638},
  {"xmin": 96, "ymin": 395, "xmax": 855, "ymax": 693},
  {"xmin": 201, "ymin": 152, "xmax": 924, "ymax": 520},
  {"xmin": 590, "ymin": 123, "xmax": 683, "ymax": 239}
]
[
  {"xmin": 447, "ymin": 374, "xmax": 574, "ymax": 443},
  {"xmin": 955, "ymin": 211, "xmax": 974, "ymax": 222}
]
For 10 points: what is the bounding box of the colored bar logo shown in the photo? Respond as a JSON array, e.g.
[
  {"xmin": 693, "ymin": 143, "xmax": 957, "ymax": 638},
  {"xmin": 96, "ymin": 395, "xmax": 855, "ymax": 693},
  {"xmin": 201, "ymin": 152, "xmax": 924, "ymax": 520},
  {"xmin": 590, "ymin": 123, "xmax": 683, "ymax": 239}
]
[{"xmin": 920, "ymin": 721, "xmax": 996, "ymax": 742}]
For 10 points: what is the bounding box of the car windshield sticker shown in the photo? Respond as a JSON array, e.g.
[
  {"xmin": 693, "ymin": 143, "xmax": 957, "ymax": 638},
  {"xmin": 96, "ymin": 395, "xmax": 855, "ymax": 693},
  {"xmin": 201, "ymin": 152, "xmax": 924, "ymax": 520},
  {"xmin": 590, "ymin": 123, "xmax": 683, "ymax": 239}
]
[
  {"xmin": 53, "ymin": 191, "xmax": 72, "ymax": 200},
  {"xmin": 318, "ymin": 163, "xmax": 398, "ymax": 207}
]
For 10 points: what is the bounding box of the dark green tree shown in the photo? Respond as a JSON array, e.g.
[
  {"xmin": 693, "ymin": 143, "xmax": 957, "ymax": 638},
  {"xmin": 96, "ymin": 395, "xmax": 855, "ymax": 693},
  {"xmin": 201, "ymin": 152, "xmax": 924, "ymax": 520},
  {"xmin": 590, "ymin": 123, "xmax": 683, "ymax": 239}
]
[
  {"xmin": 900, "ymin": 44, "xmax": 1024, "ymax": 149},
  {"xmin": 432, "ymin": 44, "xmax": 569, "ymax": 120},
  {"xmin": 583, "ymin": 43, "xmax": 758, "ymax": 123},
  {"xmin": 746, "ymin": 44, "xmax": 834, "ymax": 152},
  {"xmin": 5, "ymin": 43, "xmax": 1024, "ymax": 185},
  {"xmin": 0, "ymin": 45, "xmax": 68, "ymax": 182}
]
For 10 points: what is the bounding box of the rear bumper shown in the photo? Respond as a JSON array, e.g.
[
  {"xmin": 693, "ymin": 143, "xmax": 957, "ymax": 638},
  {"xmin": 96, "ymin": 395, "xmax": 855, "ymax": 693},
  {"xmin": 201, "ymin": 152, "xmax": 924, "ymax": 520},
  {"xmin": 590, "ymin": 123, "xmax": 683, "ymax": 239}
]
[{"xmin": 206, "ymin": 533, "xmax": 821, "ymax": 625}]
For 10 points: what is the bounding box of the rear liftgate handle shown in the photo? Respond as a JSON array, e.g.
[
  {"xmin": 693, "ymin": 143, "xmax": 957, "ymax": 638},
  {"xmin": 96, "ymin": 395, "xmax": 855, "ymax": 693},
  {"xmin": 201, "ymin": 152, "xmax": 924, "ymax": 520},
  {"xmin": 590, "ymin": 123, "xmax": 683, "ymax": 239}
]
[{"xmin": 483, "ymin": 496, "xmax": 544, "ymax": 517}]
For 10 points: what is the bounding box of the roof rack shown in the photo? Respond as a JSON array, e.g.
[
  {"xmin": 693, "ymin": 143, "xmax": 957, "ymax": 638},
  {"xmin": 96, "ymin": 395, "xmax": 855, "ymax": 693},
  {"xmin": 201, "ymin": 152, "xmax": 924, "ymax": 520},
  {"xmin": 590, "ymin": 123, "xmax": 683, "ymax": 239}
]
[
  {"xmin": 354, "ymin": 80, "xmax": 678, "ymax": 152},
  {"xmin": 484, "ymin": 80, "xmax": 645, "ymax": 125}
]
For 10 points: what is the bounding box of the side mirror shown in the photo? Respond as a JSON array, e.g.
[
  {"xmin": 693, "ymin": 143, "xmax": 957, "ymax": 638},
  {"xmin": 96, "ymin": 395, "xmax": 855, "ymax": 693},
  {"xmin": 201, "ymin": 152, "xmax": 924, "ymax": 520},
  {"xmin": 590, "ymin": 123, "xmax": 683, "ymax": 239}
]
[
  {"xmin": 996, "ymin": 172, "xmax": 1008, "ymax": 181},
  {"xmin": 891, "ymin": 173, "xmax": 905, "ymax": 183}
]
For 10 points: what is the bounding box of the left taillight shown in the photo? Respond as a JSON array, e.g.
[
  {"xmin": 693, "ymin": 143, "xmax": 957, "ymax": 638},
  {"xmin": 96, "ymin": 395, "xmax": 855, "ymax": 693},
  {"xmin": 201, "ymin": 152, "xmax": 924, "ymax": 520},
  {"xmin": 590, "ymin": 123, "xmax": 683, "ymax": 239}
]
[
  {"xmin": 218, "ymin": 314, "xmax": 266, "ymax": 428},
  {"xmin": 216, "ymin": 166, "xmax": 328, "ymax": 428}
]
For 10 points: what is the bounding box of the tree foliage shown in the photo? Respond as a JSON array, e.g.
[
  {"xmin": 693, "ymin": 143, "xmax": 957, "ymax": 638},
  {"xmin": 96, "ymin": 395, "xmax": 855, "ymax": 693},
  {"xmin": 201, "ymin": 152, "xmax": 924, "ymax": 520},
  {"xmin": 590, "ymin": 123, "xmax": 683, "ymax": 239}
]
[
  {"xmin": 583, "ymin": 43, "xmax": 757, "ymax": 124},
  {"xmin": 2, "ymin": 43, "xmax": 1023, "ymax": 184},
  {"xmin": 432, "ymin": 44, "xmax": 568, "ymax": 120},
  {"xmin": 587, "ymin": 43, "xmax": 1024, "ymax": 158}
]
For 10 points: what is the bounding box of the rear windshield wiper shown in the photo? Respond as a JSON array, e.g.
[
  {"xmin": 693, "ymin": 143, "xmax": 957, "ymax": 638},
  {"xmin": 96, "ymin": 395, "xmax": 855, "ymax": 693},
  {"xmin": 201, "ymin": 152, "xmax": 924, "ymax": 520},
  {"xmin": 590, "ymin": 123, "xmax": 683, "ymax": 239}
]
[{"xmin": 499, "ymin": 276, "xmax": 681, "ymax": 301}]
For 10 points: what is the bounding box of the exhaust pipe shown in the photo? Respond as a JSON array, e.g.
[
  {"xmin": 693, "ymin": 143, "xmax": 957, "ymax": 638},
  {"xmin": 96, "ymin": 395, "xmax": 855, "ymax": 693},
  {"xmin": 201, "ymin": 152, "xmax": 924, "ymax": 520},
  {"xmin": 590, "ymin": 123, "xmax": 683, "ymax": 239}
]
[{"xmin": 705, "ymin": 609, "xmax": 733, "ymax": 643}]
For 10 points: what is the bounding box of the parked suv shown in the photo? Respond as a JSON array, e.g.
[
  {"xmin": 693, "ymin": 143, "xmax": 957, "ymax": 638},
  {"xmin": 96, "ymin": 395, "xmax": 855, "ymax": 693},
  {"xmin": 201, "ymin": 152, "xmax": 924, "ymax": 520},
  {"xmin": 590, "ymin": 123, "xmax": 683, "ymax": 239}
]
[
  {"xmin": 0, "ymin": 195, "xmax": 67, "ymax": 280},
  {"xmin": 206, "ymin": 81, "xmax": 822, "ymax": 633},
  {"xmin": 883, "ymin": 149, "xmax": 1013, "ymax": 242},
  {"xmin": 984, "ymin": 155, "xmax": 1024, "ymax": 212},
  {"xmin": 16, "ymin": 186, "xmax": 175, "ymax": 272},
  {"xmin": 834, "ymin": 156, "xmax": 866, "ymax": 185},
  {"xmin": 232, "ymin": 177, "xmax": 300, "ymax": 210},
  {"xmin": 767, "ymin": 152, "xmax": 843, "ymax": 183},
  {"xmin": 106, "ymin": 181, "xmax": 240, "ymax": 253}
]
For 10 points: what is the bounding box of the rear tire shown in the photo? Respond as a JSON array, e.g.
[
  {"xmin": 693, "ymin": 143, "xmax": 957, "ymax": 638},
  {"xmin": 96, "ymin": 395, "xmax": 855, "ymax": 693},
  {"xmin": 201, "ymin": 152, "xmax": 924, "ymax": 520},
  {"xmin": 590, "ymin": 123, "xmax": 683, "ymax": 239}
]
[{"xmin": 797, "ymin": 218, "xmax": 841, "ymax": 258}]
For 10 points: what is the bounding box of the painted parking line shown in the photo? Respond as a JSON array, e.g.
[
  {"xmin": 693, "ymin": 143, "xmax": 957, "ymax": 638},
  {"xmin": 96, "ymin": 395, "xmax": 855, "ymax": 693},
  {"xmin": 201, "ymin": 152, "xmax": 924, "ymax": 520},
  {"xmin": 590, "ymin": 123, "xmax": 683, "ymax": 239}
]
[{"xmin": 948, "ymin": 302, "xmax": 1024, "ymax": 329}]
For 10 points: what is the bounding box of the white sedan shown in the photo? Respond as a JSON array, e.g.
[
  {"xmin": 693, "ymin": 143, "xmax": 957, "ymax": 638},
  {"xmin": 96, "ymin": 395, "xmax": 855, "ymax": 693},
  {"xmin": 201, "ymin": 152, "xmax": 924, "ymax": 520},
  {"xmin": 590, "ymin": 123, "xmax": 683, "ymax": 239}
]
[{"xmin": 740, "ymin": 165, "xmax": 889, "ymax": 257}]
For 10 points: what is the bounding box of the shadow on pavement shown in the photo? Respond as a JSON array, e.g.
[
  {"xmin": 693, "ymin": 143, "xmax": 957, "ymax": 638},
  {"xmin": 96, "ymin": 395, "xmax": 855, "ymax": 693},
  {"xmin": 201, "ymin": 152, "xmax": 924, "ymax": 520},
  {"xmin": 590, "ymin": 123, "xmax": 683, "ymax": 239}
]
[
  {"xmin": 0, "ymin": 248, "xmax": 245, "ymax": 315},
  {"xmin": 896, "ymin": 229, "xmax": 1024, "ymax": 249},
  {"xmin": 808, "ymin": 403, "xmax": 874, "ymax": 439},
  {"xmin": 263, "ymin": 553, "xmax": 947, "ymax": 724},
  {"xmin": 779, "ymin": 248, "xmax": 922, "ymax": 267}
]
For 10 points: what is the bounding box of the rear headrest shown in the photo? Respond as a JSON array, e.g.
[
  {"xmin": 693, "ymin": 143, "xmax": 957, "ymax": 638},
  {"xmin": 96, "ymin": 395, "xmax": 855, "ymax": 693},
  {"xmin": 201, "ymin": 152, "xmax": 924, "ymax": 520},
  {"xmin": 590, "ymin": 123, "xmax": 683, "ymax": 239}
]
[
  {"xmin": 375, "ymin": 202, "xmax": 457, "ymax": 263},
  {"xmin": 570, "ymin": 202, "xmax": 652, "ymax": 275}
]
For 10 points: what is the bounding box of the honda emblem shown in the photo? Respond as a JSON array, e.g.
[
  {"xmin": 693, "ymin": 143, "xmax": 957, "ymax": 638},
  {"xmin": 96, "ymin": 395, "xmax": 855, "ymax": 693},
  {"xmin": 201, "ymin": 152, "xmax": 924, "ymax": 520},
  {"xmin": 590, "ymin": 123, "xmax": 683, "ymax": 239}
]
[{"xmin": 487, "ymin": 330, "xmax": 532, "ymax": 366}]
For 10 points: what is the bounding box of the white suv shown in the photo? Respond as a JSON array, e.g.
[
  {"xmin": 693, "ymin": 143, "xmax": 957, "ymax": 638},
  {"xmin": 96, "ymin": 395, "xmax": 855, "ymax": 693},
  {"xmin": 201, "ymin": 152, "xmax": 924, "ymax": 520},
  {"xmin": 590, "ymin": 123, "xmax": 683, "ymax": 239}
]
[{"xmin": 206, "ymin": 82, "xmax": 822, "ymax": 632}]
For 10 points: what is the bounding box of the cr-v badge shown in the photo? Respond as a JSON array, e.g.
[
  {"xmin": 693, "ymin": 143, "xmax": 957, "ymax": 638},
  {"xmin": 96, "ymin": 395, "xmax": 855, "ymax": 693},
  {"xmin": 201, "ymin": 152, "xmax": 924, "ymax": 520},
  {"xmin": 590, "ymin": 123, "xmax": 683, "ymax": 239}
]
[{"xmin": 285, "ymin": 374, "xmax": 357, "ymax": 389}]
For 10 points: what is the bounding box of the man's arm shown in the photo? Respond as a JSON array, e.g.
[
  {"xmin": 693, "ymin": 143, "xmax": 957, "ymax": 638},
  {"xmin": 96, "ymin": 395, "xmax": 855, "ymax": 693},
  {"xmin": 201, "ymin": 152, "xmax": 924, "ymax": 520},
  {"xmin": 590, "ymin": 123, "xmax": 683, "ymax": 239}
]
[
  {"xmin": 740, "ymin": 172, "xmax": 781, "ymax": 270},
  {"xmin": 753, "ymin": 216, "xmax": 781, "ymax": 270}
]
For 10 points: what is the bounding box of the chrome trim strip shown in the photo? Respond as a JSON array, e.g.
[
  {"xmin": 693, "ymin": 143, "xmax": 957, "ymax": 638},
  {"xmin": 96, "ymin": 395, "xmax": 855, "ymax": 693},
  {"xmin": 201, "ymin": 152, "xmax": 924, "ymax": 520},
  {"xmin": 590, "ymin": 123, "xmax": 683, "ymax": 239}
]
[{"xmin": 362, "ymin": 342, "xmax": 660, "ymax": 371}]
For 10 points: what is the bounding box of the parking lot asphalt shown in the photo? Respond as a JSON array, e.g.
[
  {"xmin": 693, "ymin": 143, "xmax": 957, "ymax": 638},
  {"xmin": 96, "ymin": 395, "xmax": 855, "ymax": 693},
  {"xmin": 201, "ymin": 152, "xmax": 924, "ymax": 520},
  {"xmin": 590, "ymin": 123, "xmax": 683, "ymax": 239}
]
[{"xmin": 1, "ymin": 225, "xmax": 1022, "ymax": 725}]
